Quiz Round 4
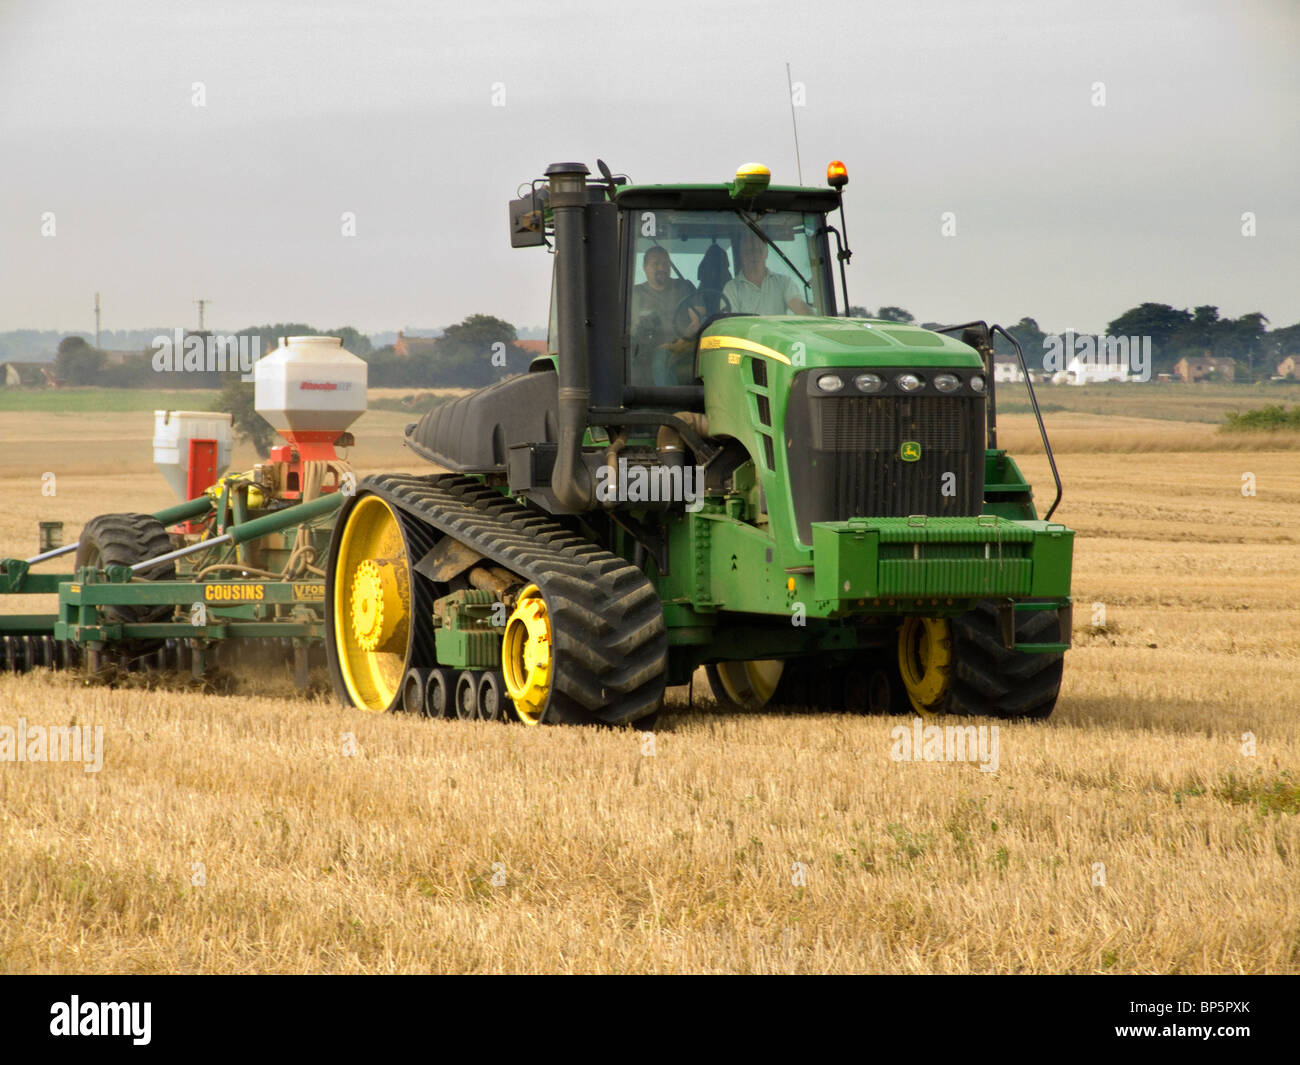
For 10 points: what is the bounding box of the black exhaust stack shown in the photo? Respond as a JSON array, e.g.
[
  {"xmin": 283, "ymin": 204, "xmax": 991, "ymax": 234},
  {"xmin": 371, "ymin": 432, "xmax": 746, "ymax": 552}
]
[
  {"xmin": 546, "ymin": 161, "xmax": 621, "ymax": 510},
  {"xmin": 546, "ymin": 162, "xmax": 592, "ymax": 509}
]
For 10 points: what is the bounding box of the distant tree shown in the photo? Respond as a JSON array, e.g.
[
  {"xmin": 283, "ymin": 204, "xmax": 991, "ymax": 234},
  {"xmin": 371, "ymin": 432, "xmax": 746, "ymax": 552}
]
[
  {"xmin": 430, "ymin": 314, "xmax": 528, "ymax": 387},
  {"xmin": 99, "ymin": 356, "xmax": 152, "ymax": 388},
  {"xmin": 875, "ymin": 306, "xmax": 915, "ymax": 324},
  {"xmin": 328, "ymin": 326, "xmax": 372, "ymax": 357},
  {"xmin": 236, "ymin": 323, "xmax": 318, "ymax": 361},
  {"xmin": 847, "ymin": 305, "xmax": 871, "ymax": 318},
  {"xmin": 55, "ymin": 335, "xmax": 105, "ymax": 385},
  {"xmin": 1218, "ymin": 312, "xmax": 1269, "ymax": 378},
  {"xmin": 1182, "ymin": 305, "xmax": 1222, "ymax": 350},
  {"xmin": 995, "ymin": 316, "xmax": 1048, "ymax": 360},
  {"xmin": 1106, "ymin": 303, "xmax": 1193, "ymax": 371},
  {"xmin": 362, "ymin": 344, "xmax": 405, "ymax": 388},
  {"xmin": 216, "ymin": 379, "xmax": 276, "ymax": 457},
  {"xmin": 1264, "ymin": 322, "xmax": 1300, "ymax": 365}
]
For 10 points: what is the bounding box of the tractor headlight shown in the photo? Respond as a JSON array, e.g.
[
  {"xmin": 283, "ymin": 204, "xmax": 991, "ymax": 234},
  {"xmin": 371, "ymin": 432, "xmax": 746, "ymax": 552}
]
[
  {"xmin": 816, "ymin": 374, "xmax": 845, "ymax": 393},
  {"xmin": 896, "ymin": 373, "xmax": 923, "ymax": 392},
  {"xmin": 969, "ymin": 374, "xmax": 986, "ymax": 394},
  {"xmin": 933, "ymin": 373, "xmax": 960, "ymax": 393},
  {"xmin": 853, "ymin": 373, "xmax": 884, "ymax": 393}
]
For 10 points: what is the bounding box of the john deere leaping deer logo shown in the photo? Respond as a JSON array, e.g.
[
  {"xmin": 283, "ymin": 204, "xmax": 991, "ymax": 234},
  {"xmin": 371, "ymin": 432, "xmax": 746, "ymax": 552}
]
[{"xmin": 900, "ymin": 441, "xmax": 922, "ymax": 462}]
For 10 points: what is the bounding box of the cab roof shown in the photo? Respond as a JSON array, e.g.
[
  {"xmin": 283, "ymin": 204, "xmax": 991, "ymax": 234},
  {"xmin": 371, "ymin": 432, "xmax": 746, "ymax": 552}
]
[{"xmin": 614, "ymin": 183, "xmax": 841, "ymax": 213}]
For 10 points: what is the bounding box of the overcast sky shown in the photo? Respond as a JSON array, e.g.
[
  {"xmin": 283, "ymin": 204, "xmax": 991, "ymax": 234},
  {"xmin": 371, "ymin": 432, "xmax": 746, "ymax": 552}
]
[{"xmin": 0, "ymin": 0, "xmax": 1295, "ymax": 336}]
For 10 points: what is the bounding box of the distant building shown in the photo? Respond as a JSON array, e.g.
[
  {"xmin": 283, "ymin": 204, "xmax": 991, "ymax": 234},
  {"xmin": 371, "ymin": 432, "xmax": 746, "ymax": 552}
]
[
  {"xmin": 100, "ymin": 349, "xmax": 146, "ymax": 366},
  {"xmin": 993, "ymin": 356, "xmax": 1024, "ymax": 384},
  {"xmin": 1277, "ymin": 355, "xmax": 1298, "ymax": 379},
  {"xmin": 1051, "ymin": 355, "xmax": 1130, "ymax": 386},
  {"xmin": 1175, "ymin": 355, "xmax": 1236, "ymax": 383},
  {"xmin": 0, "ymin": 361, "xmax": 50, "ymax": 387},
  {"xmin": 515, "ymin": 339, "xmax": 548, "ymax": 359},
  {"xmin": 394, "ymin": 331, "xmax": 441, "ymax": 358}
]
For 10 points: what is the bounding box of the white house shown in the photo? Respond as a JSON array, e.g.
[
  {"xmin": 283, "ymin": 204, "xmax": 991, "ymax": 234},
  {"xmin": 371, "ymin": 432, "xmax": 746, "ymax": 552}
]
[
  {"xmin": 1052, "ymin": 355, "xmax": 1130, "ymax": 386},
  {"xmin": 993, "ymin": 357, "xmax": 1024, "ymax": 384}
]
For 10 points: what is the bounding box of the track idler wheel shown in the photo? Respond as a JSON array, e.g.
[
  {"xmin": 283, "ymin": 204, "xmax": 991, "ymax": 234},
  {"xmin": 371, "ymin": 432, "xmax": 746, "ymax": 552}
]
[
  {"xmin": 897, "ymin": 617, "xmax": 953, "ymax": 715},
  {"xmin": 502, "ymin": 584, "xmax": 553, "ymax": 726},
  {"xmin": 326, "ymin": 492, "xmax": 438, "ymax": 713},
  {"xmin": 896, "ymin": 606, "xmax": 1064, "ymax": 720},
  {"xmin": 705, "ymin": 659, "xmax": 786, "ymax": 710}
]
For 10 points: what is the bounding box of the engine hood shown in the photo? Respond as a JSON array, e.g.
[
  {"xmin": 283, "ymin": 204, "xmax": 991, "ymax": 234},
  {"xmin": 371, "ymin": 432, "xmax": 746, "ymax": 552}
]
[{"xmin": 698, "ymin": 316, "xmax": 983, "ymax": 370}]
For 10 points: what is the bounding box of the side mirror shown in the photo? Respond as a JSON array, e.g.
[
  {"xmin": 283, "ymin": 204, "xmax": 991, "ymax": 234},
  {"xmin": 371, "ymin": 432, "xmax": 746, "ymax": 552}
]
[{"xmin": 509, "ymin": 191, "xmax": 548, "ymax": 248}]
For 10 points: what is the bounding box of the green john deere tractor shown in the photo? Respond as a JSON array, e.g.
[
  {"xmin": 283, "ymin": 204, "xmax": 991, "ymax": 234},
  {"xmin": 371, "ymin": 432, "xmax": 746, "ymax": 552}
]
[{"xmin": 325, "ymin": 159, "xmax": 1073, "ymax": 725}]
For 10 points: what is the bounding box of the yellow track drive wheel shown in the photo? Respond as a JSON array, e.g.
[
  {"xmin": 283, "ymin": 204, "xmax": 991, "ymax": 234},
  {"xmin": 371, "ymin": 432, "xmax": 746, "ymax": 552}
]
[
  {"xmin": 897, "ymin": 617, "xmax": 953, "ymax": 715},
  {"xmin": 502, "ymin": 584, "xmax": 553, "ymax": 726},
  {"xmin": 327, "ymin": 493, "xmax": 434, "ymax": 712},
  {"xmin": 707, "ymin": 659, "xmax": 786, "ymax": 709}
]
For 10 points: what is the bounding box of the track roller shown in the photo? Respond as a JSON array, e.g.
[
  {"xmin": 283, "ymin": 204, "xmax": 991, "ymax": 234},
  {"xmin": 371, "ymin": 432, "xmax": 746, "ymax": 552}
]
[
  {"xmin": 425, "ymin": 668, "xmax": 455, "ymax": 718},
  {"xmin": 402, "ymin": 668, "xmax": 429, "ymax": 713},
  {"xmin": 476, "ymin": 670, "xmax": 507, "ymax": 722}
]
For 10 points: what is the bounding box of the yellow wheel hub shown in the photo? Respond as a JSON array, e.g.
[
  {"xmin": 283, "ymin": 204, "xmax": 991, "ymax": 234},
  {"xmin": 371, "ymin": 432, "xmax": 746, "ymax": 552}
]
[
  {"xmin": 349, "ymin": 559, "xmax": 406, "ymax": 652},
  {"xmin": 897, "ymin": 617, "xmax": 952, "ymax": 714},
  {"xmin": 332, "ymin": 495, "xmax": 412, "ymax": 712},
  {"xmin": 715, "ymin": 659, "xmax": 784, "ymax": 708},
  {"xmin": 502, "ymin": 584, "xmax": 552, "ymax": 726}
]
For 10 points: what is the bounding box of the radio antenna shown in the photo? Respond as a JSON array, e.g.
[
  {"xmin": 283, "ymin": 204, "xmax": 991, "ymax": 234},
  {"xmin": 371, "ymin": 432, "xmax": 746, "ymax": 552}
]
[{"xmin": 786, "ymin": 62, "xmax": 804, "ymax": 185}]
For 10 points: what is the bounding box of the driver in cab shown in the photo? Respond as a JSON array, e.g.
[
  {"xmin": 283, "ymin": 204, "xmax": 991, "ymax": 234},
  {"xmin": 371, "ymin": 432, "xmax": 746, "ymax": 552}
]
[{"xmin": 631, "ymin": 245, "xmax": 705, "ymax": 385}]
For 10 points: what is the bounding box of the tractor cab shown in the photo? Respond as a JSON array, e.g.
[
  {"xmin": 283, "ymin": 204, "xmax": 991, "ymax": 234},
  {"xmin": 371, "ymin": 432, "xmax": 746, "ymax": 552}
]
[
  {"xmin": 617, "ymin": 194, "xmax": 838, "ymax": 386},
  {"xmin": 525, "ymin": 163, "xmax": 847, "ymax": 393}
]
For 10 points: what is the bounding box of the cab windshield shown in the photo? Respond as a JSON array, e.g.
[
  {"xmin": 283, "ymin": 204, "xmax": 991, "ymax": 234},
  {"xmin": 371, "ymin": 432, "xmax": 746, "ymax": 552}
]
[{"xmin": 627, "ymin": 208, "xmax": 830, "ymax": 386}]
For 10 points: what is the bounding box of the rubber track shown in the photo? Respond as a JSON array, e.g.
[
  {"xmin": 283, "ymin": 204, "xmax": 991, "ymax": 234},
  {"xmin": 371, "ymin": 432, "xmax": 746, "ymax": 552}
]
[{"xmin": 357, "ymin": 473, "xmax": 667, "ymax": 725}]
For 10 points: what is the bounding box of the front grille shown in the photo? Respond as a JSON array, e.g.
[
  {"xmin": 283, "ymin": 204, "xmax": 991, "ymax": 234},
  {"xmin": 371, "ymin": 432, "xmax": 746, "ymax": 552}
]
[
  {"xmin": 784, "ymin": 374, "xmax": 985, "ymax": 543},
  {"xmin": 811, "ymin": 396, "xmax": 969, "ymax": 451}
]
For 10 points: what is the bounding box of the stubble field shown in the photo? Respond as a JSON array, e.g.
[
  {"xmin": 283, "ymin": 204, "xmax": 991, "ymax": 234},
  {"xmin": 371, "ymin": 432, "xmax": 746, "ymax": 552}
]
[{"xmin": 0, "ymin": 397, "xmax": 1297, "ymax": 973}]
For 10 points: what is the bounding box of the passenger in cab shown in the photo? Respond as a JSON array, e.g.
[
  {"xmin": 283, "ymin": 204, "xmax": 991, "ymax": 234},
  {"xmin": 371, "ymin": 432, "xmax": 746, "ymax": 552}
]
[{"xmin": 723, "ymin": 228, "xmax": 813, "ymax": 315}]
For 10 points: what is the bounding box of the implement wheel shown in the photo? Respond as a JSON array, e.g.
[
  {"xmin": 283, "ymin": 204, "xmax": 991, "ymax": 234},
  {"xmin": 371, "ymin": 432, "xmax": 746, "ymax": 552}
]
[
  {"xmin": 75, "ymin": 512, "xmax": 176, "ymax": 660},
  {"xmin": 705, "ymin": 659, "xmax": 786, "ymax": 709},
  {"xmin": 75, "ymin": 513, "xmax": 176, "ymax": 624},
  {"xmin": 326, "ymin": 492, "xmax": 438, "ymax": 712}
]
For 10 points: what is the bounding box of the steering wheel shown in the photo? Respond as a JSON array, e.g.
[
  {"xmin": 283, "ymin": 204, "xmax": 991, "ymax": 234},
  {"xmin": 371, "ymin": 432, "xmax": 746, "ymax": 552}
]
[{"xmin": 673, "ymin": 290, "xmax": 731, "ymax": 338}]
